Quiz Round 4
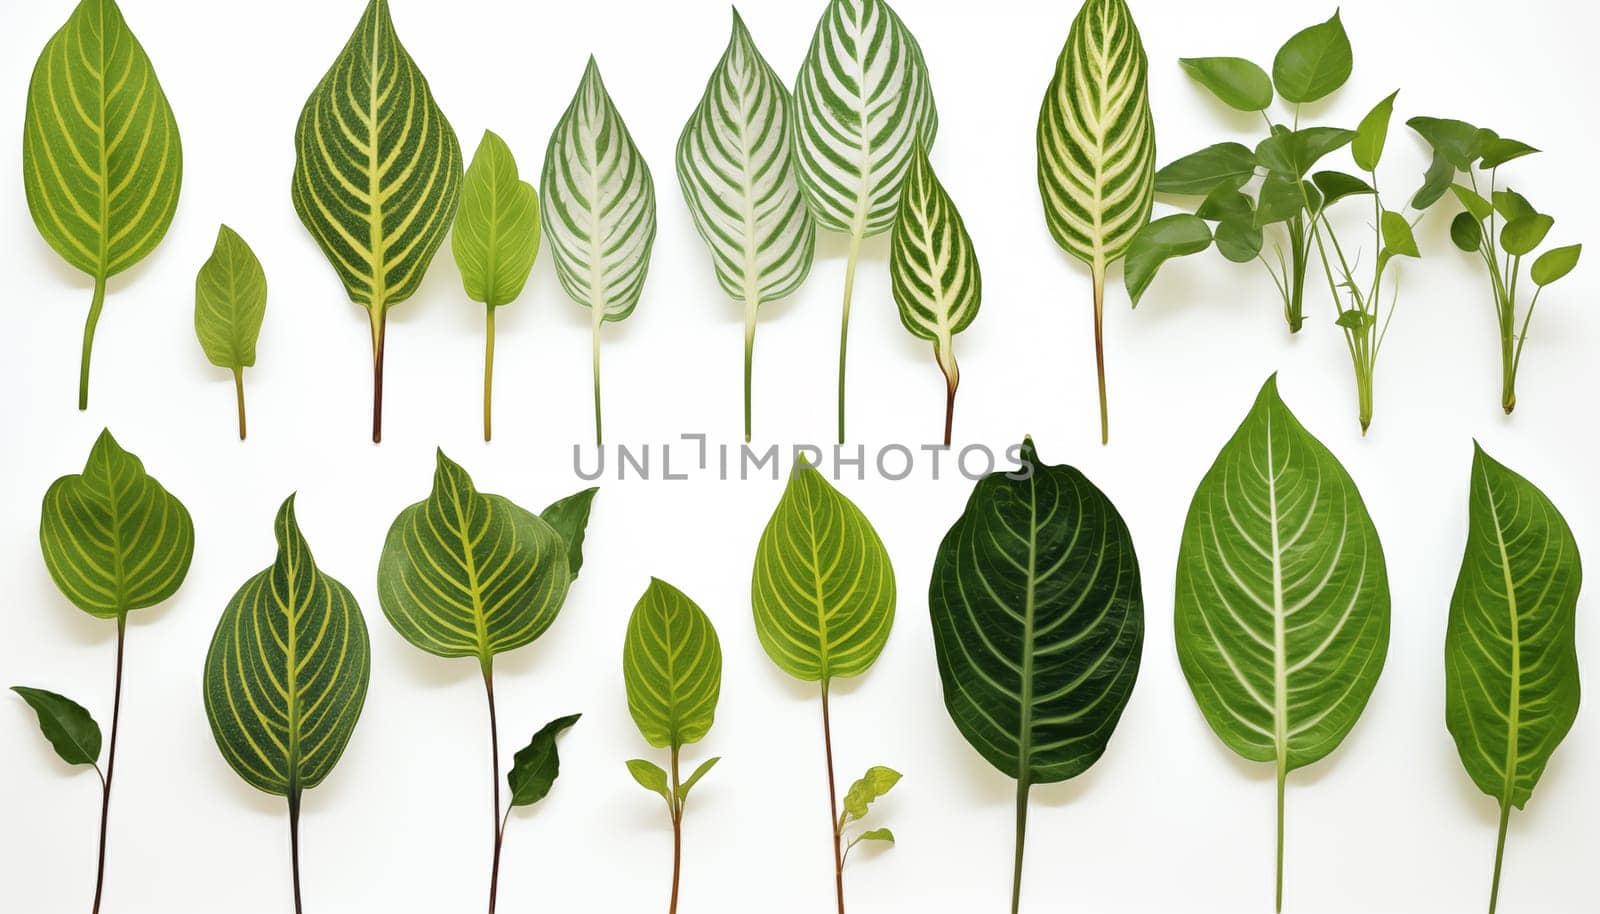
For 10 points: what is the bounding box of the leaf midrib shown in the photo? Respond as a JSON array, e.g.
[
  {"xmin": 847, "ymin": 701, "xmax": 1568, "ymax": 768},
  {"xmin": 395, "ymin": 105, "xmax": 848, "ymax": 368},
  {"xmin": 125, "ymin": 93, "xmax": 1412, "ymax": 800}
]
[
  {"xmin": 1484, "ymin": 467, "xmax": 1522, "ymax": 806},
  {"xmin": 1267, "ymin": 411, "xmax": 1289, "ymax": 771},
  {"xmin": 1017, "ymin": 471, "xmax": 1040, "ymax": 784},
  {"xmin": 446, "ymin": 488, "xmax": 493, "ymax": 668},
  {"xmin": 365, "ymin": 20, "xmax": 387, "ymax": 312},
  {"xmin": 94, "ymin": 0, "xmax": 110, "ymax": 281}
]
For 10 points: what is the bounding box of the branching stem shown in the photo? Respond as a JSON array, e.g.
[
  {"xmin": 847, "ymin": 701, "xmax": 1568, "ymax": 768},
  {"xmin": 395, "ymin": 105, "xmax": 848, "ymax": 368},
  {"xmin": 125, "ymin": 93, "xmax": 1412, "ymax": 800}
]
[{"xmin": 91, "ymin": 613, "xmax": 127, "ymax": 914}]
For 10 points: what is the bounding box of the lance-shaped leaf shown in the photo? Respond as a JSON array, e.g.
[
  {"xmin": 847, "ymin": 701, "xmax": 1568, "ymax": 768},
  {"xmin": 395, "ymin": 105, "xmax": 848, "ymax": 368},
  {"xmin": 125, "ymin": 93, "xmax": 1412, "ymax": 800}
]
[
  {"xmin": 888, "ymin": 143, "xmax": 982, "ymax": 448},
  {"xmin": 291, "ymin": 0, "xmax": 464, "ymax": 443},
  {"xmin": 624, "ymin": 578, "xmax": 723, "ymax": 752},
  {"xmin": 1125, "ymin": 214, "xmax": 1213, "ymax": 308},
  {"xmin": 377, "ymin": 450, "xmax": 574, "ymax": 668},
  {"xmin": 11, "ymin": 688, "xmax": 102, "ymax": 768},
  {"xmin": 928, "ymin": 437, "xmax": 1143, "ymax": 914},
  {"xmin": 792, "ymin": 0, "xmax": 938, "ymax": 443},
  {"xmin": 542, "ymin": 57, "xmax": 658, "ymax": 447},
  {"xmin": 1445, "ymin": 445, "xmax": 1581, "ymax": 914},
  {"xmin": 23, "ymin": 0, "xmax": 183, "ymax": 410},
  {"xmin": 453, "ymin": 129, "xmax": 541, "ymax": 443},
  {"xmin": 41, "ymin": 430, "xmax": 195, "ymax": 620},
  {"xmin": 508, "ymin": 714, "xmax": 581, "ymax": 808},
  {"xmin": 540, "ymin": 487, "xmax": 599, "ymax": 581},
  {"xmin": 1174, "ymin": 376, "xmax": 1389, "ymax": 911},
  {"xmin": 194, "ymin": 225, "xmax": 268, "ymax": 441},
  {"xmin": 678, "ymin": 10, "xmax": 816, "ymax": 443},
  {"xmin": 1037, "ymin": 0, "xmax": 1156, "ymax": 444}
]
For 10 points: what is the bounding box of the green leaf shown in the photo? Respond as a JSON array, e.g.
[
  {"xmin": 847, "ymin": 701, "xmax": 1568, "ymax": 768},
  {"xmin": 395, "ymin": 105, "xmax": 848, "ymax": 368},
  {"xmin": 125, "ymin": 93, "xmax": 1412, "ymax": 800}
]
[
  {"xmin": 202, "ymin": 496, "xmax": 371, "ymax": 796},
  {"xmin": 1153, "ymin": 143, "xmax": 1256, "ymax": 197},
  {"xmin": 291, "ymin": 0, "xmax": 462, "ymax": 443},
  {"xmin": 1451, "ymin": 212, "xmax": 1484, "ymax": 253},
  {"xmin": 508, "ymin": 714, "xmax": 580, "ymax": 808},
  {"xmin": 680, "ymin": 756, "xmax": 721, "ymax": 799},
  {"xmin": 1125, "ymin": 214, "xmax": 1213, "ymax": 307},
  {"xmin": 541, "ymin": 58, "xmax": 658, "ymax": 446},
  {"xmin": 1531, "ymin": 244, "xmax": 1581, "ymax": 286},
  {"xmin": 1335, "ymin": 309, "xmax": 1375, "ymax": 331},
  {"xmin": 1175, "ymin": 376, "xmax": 1388, "ymax": 902},
  {"xmin": 11, "ymin": 687, "xmax": 101, "ymax": 767},
  {"xmin": 1272, "ymin": 10, "xmax": 1353, "ymax": 104},
  {"xmin": 1446, "ymin": 447, "xmax": 1580, "ymax": 912},
  {"xmin": 193, "ymin": 225, "xmax": 268, "ymax": 440},
  {"xmin": 1179, "ymin": 57, "xmax": 1273, "ymax": 111},
  {"xmin": 1311, "ymin": 170, "xmax": 1375, "ymax": 208},
  {"xmin": 842, "ymin": 766, "xmax": 901, "ymax": 821},
  {"xmin": 1254, "ymin": 127, "xmax": 1355, "ymax": 179},
  {"xmin": 40, "ymin": 430, "xmax": 195, "ymax": 619},
  {"xmin": 1501, "ymin": 214, "xmax": 1554, "ymax": 257},
  {"xmin": 540, "ymin": 487, "xmax": 599, "ymax": 582},
  {"xmin": 678, "ymin": 11, "xmax": 817, "ymax": 441},
  {"xmin": 1196, "ymin": 186, "xmax": 1251, "ymax": 222},
  {"xmin": 1038, "ymin": 0, "xmax": 1156, "ymax": 443},
  {"xmin": 1351, "ymin": 91, "xmax": 1398, "ymax": 172},
  {"xmin": 889, "ymin": 143, "xmax": 982, "ymax": 433},
  {"xmin": 1492, "ymin": 189, "xmax": 1535, "ymax": 223},
  {"xmin": 1412, "ymin": 151, "xmax": 1457, "ymax": 210},
  {"xmin": 377, "ymin": 451, "xmax": 571, "ymax": 666},
  {"xmin": 23, "ymin": 0, "xmax": 183, "ymax": 410},
  {"xmin": 1478, "ymin": 137, "xmax": 1539, "ymax": 170},
  {"xmin": 855, "ymin": 827, "xmax": 895, "ymax": 845},
  {"xmin": 1255, "ymin": 172, "xmax": 1308, "ymax": 227},
  {"xmin": 453, "ymin": 130, "xmax": 541, "ymax": 309},
  {"xmin": 1450, "ymin": 184, "xmax": 1494, "ymax": 222},
  {"xmin": 1215, "ymin": 217, "xmax": 1265, "ymax": 264},
  {"xmin": 1381, "ymin": 210, "xmax": 1420, "ymax": 259},
  {"xmin": 752, "ymin": 463, "xmax": 896, "ymax": 683},
  {"xmin": 623, "ymin": 578, "xmax": 723, "ymax": 750},
  {"xmin": 625, "ymin": 758, "xmax": 671, "ymax": 803},
  {"xmin": 1408, "ymin": 116, "xmax": 1482, "ymax": 169}
]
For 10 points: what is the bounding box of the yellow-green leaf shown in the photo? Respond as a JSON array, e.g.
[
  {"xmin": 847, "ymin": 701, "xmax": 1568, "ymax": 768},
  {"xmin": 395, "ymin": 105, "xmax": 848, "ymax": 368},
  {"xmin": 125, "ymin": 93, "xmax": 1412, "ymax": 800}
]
[
  {"xmin": 194, "ymin": 225, "xmax": 268, "ymax": 440},
  {"xmin": 623, "ymin": 578, "xmax": 722, "ymax": 750}
]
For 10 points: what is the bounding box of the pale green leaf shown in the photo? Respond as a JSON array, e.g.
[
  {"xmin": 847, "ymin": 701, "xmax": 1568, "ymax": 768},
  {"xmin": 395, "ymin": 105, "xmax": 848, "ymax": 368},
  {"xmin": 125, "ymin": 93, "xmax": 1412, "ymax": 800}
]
[
  {"xmin": 842, "ymin": 765, "xmax": 901, "ymax": 821},
  {"xmin": 1450, "ymin": 184, "xmax": 1493, "ymax": 222},
  {"xmin": 453, "ymin": 130, "xmax": 541, "ymax": 309},
  {"xmin": 11, "ymin": 687, "xmax": 101, "ymax": 767},
  {"xmin": 1352, "ymin": 91, "xmax": 1398, "ymax": 172},
  {"xmin": 1179, "ymin": 57, "xmax": 1272, "ymax": 111},
  {"xmin": 680, "ymin": 756, "xmax": 721, "ymax": 799},
  {"xmin": 1531, "ymin": 244, "xmax": 1581, "ymax": 286},
  {"xmin": 1493, "ymin": 189, "xmax": 1535, "ymax": 223},
  {"xmin": 855, "ymin": 827, "xmax": 894, "ymax": 845},
  {"xmin": 626, "ymin": 758, "xmax": 671, "ymax": 803},
  {"xmin": 1381, "ymin": 210, "xmax": 1420, "ymax": 259},
  {"xmin": 623, "ymin": 578, "xmax": 723, "ymax": 750},
  {"xmin": 194, "ymin": 225, "xmax": 267, "ymax": 372}
]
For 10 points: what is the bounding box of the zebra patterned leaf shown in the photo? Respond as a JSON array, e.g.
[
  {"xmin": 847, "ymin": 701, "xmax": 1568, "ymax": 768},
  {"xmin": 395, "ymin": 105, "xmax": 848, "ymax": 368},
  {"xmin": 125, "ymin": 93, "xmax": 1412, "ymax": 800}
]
[
  {"xmin": 290, "ymin": 0, "xmax": 463, "ymax": 442},
  {"xmin": 194, "ymin": 225, "xmax": 268, "ymax": 439},
  {"xmin": 203, "ymin": 496, "xmax": 371, "ymax": 796},
  {"xmin": 23, "ymin": 0, "xmax": 183, "ymax": 409},
  {"xmin": 752, "ymin": 463, "xmax": 896, "ymax": 683},
  {"xmin": 377, "ymin": 450, "xmax": 571, "ymax": 667},
  {"xmin": 454, "ymin": 130, "xmax": 541, "ymax": 309},
  {"xmin": 623, "ymin": 578, "xmax": 723, "ymax": 750},
  {"xmin": 889, "ymin": 144, "xmax": 981, "ymax": 446},
  {"xmin": 40, "ymin": 429, "xmax": 195, "ymax": 620},
  {"xmin": 1037, "ymin": 0, "xmax": 1156, "ymax": 443}
]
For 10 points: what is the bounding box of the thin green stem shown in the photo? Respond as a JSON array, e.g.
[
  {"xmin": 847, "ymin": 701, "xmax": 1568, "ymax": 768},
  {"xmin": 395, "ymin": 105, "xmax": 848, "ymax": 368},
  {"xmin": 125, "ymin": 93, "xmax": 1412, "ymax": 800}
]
[
  {"xmin": 743, "ymin": 293, "xmax": 758, "ymax": 444},
  {"xmin": 591, "ymin": 307, "xmax": 604, "ymax": 448},
  {"xmin": 1489, "ymin": 798, "xmax": 1510, "ymax": 914},
  {"xmin": 1091, "ymin": 266, "xmax": 1109, "ymax": 445},
  {"xmin": 484, "ymin": 306, "xmax": 496, "ymax": 442},
  {"xmin": 79, "ymin": 275, "xmax": 107, "ymax": 410},
  {"xmin": 837, "ymin": 230, "xmax": 863, "ymax": 445},
  {"xmin": 820, "ymin": 682, "xmax": 845, "ymax": 914},
  {"xmin": 1011, "ymin": 778, "xmax": 1030, "ymax": 914},
  {"xmin": 1275, "ymin": 761, "xmax": 1286, "ymax": 913},
  {"xmin": 484, "ymin": 670, "xmax": 504, "ymax": 914},
  {"xmin": 288, "ymin": 789, "xmax": 304, "ymax": 914},
  {"xmin": 232, "ymin": 368, "xmax": 247, "ymax": 441},
  {"xmin": 91, "ymin": 612, "xmax": 126, "ymax": 914}
]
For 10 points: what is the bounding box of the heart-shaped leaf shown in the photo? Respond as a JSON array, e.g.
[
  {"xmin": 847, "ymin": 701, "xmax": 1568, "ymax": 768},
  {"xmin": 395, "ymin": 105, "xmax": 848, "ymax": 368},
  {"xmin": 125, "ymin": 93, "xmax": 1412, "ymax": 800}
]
[
  {"xmin": 291, "ymin": 0, "xmax": 463, "ymax": 443},
  {"xmin": 1125, "ymin": 214, "xmax": 1213, "ymax": 307},
  {"xmin": 11, "ymin": 687, "xmax": 101, "ymax": 767},
  {"xmin": 1531, "ymin": 244, "xmax": 1581, "ymax": 286},
  {"xmin": 889, "ymin": 144, "xmax": 982, "ymax": 445},
  {"xmin": 23, "ymin": 0, "xmax": 183, "ymax": 410},
  {"xmin": 194, "ymin": 225, "xmax": 268, "ymax": 440},
  {"xmin": 1446, "ymin": 445, "xmax": 1581, "ymax": 914},
  {"xmin": 1175, "ymin": 376, "xmax": 1388, "ymax": 909},
  {"xmin": 1154, "ymin": 143, "xmax": 1257, "ymax": 197},
  {"xmin": 1492, "ymin": 188, "xmax": 1535, "ymax": 223},
  {"xmin": 202, "ymin": 496, "xmax": 370, "ymax": 796},
  {"xmin": 1272, "ymin": 10, "xmax": 1353, "ymax": 104},
  {"xmin": 508, "ymin": 714, "xmax": 581, "ymax": 807},
  {"xmin": 623, "ymin": 578, "xmax": 723, "ymax": 751},
  {"xmin": 1180, "ymin": 56, "xmax": 1273, "ymax": 111},
  {"xmin": 1255, "ymin": 127, "xmax": 1355, "ymax": 179},
  {"xmin": 678, "ymin": 11, "xmax": 817, "ymax": 442},
  {"xmin": 1255, "ymin": 171, "xmax": 1310, "ymax": 227},
  {"xmin": 1501, "ymin": 214, "xmax": 1554, "ymax": 257},
  {"xmin": 1352, "ymin": 91, "xmax": 1398, "ymax": 172},
  {"xmin": 541, "ymin": 58, "xmax": 658, "ymax": 446},
  {"xmin": 928, "ymin": 437, "xmax": 1143, "ymax": 913}
]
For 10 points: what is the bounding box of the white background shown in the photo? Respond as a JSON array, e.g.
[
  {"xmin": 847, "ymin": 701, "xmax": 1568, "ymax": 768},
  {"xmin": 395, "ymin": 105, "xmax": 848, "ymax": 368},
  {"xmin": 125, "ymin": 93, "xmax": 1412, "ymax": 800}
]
[{"xmin": 1, "ymin": 1, "xmax": 1594, "ymax": 912}]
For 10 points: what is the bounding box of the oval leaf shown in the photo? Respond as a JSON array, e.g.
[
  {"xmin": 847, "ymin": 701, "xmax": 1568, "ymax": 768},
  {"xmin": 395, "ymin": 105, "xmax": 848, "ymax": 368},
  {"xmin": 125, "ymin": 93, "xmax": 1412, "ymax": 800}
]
[
  {"xmin": 1451, "ymin": 212, "xmax": 1484, "ymax": 253},
  {"xmin": 1531, "ymin": 244, "xmax": 1581, "ymax": 286},
  {"xmin": 1272, "ymin": 11, "xmax": 1353, "ymax": 104},
  {"xmin": 40, "ymin": 430, "xmax": 194, "ymax": 619},
  {"xmin": 1501, "ymin": 214, "xmax": 1554, "ymax": 257},
  {"xmin": 1154, "ymin": 143, "xmax": 1257, "ymax": 197},
  {"xmin": 1215, "ymin": 216, "xmax": 1265, "ymax": 264},
  {"xmin": 1492, "ymin": 189, "xmax": 1535, "ymax": 223},
  {"xmin": 11, "ymin": 687, "xmax": 101, "ymax": 767},
  {"xmin": 1179, "ymin": 57, "xmax": 1273, "ymax": 111},
  {"xmin": 377, "ymin": 451, "xmax": 571, "ymax": 666},
  {"xmin": 1125, "ymin": 214, "xmax": 1213, "ymax": 307},
  {"xmin": 623, "ymin": 578, "xmax": 723, "ymax": 750},
  {"xmin": 751, "ymin": 463, "xmax": 896, "ymax": 682},
  {"xmin": 194, "ymin": 225, "xmax": 268, "ymax": 372},
  {"xmin": 1352, "ymin": 91, "xmax": 1398, "ymax": 172},
  {"xmin": 626, "ymin": 757, "xmax": 671, "ymax": 802},
  {"xmin": 508, "ymin": 714, "xmax": 580, "ymax": 808},
  {"xmin": 792, "ymin": 0, "xmax": 938, "ymax": 237},
  {"xmin": 889, "ymin": 145, "xmax": 982, "ymax": 397},
  {"xmin": 453, "ymin": 130, "xmax": 541, "ymax": 308},
  {"xmin": 202, "ymin": 496, "xmax": 371, "ymax": 796}
]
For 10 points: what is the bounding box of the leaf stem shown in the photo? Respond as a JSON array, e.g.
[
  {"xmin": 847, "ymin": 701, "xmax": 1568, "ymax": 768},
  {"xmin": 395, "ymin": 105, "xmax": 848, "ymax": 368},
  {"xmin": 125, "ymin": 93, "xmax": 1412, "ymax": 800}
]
[
  {"xmin": 1011, "ymin": 778, "xmax": 1030, "ymax": 914},
  {"xmin": 288, "ymin": 788, "xmax": 304, "ymax": 914},
  {"xmin": 232, "ymin": 368, "xmax": 248, "ymax": 441},
  {"xmin": 820, "ymin": 681, "xmax": 845, "ymax": 914},
  {"xmin": 591, "ymin": 306, "xmax": 604, "ymax": 447},
  {"xmin": 91, "ymin": 612, "xmax": 126, "ymax": 914},
  {"xmin": 484, "ymin": 306, "xmax": 496, "ymax": 442},
  {"xmin": 670, "ymin": 745, "xmax": 683, "ymax": 914},
  {"xmin": 79, "ymin": 274, "xmax": 107, "ymax": 411},
  {"xmin": 744, "ymin": 293, "xmax": 758, "ymax": 444},
  {"xmin": 1489, "ymin": 797, "xmax": 1510, "ymax": 914},
  {"xmin": 370, "ymin": 308, "xmax": 387, "ymax": 444},
  {"xmin": 837, "ymin": 229, "xmax": 863, "ymax": 445},
  {"xmin": 1091, "ymin": 266, "xmax": 1109, "ymax": 445},
  {"xmin": 484, "ymin": 669, "xmax": 504, "ymax": 914},
  {"xmin": 1275, "ymin": 759, "xmax": 1286, "ymax": 914}
]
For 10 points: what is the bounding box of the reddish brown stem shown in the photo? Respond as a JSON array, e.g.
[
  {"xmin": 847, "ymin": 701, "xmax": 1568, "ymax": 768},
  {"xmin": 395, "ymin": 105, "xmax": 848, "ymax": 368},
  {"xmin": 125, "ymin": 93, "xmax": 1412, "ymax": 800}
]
[
  {"xmin": 371, "ymin": 310, "xmax": 388, "ymax": 444},
  {"xmin": 91, "ymin": 613, "xmax": 127, "ymax": 914},
  {"xmin": 821, "ymin": 683, "xmax": 845, "ymax": 914}
]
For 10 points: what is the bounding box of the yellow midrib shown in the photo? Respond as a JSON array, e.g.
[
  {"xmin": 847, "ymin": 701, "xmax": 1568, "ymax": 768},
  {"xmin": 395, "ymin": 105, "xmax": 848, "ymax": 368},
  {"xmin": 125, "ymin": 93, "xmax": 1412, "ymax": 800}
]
[
  {"xmin": 1485, "ymin": 475, "xmax": 1522, "ymax": 807},
  {"xmin": 365, "ymin": 26, "xmax": 387, "ymax": 312}
]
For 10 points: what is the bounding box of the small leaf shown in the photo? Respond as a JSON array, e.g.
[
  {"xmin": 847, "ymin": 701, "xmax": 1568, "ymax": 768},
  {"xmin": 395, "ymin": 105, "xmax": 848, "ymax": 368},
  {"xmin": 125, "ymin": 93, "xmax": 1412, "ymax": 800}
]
[
  {"xmin": 1451, "ymin": 212, "xmax": 1484, "ymax": 253},
  {"xmin": 11, "ymin": 687, "xmax": 101, "ymax": 766},
  {"xmin": 1493, "ymin": 189, "xmax": 1536, "ymax": 223},
  {"xmin": 1214, "ymin": 217, "xmax": 1264, "ymax": 264},
  {"xmin": 855, "ymin": 828, "xmax": 895, "ymax": 845},
  {"xmin": 1153, "ymin": 143, "xmax": 1256, "ymax": 196},
  {"xmin": 1412, "ymin": 151, "xmax": 1457, "ymax": 210},
  {"xmin": 1312, "ymin": 170, "xmax": 1375, "ymax": 208},
  {"xmin": 1478, "ymin": 137, "xmax": 1539, "ymax": 170},
  {"xmin": 540, "ymin": 487, "xmax": 599, "ymax": 582},
  {"xmin": 1196, "ymin": 186, "xmax": 1252, "ymax": 223},
  {"xmin": 842, "ymin": 766, "xmax": 902, "ymax": 821},
  {"xmin": 680, "ymin": 756, "xmax": 721, "ymax": 799},
  {"xmin": 1125, "ymin": 214, "xmax": 1213, "ymax": 306},
  {"xmin": 1381, "ymin": 211, "xmax": 1420, "ymax": 259},
  {"xmin": 1531, "ymin": 244, "xmax": 1582, "ymax": 286},
  {"xmin": 1179, "ymin": 57, "xmax": 1273, "ymax": 111},
  {"xmin": 1335, "ymin": 310, "xmax": 1376, "ymax": 331},
  {"xmin": 1255, "ymin": 127, "xmax": 1355, "ymax": 179},
  {"xmin": 1501, "ymin": 214, "xmax": 1554, "ymax": 257},
  {"xmin": 1450, "ymin": 185, "xmax": 1494, "ymax": 222},
  {"xmin": 625, "ymin": 758, "xmax": 671, "ymax": 803},
  {"xmin": 194, "ymin": 225, "xmax": 268, "ymax": 374},
  {"xmin": 1408, "ymin": 116, "xmax": 1483, "ymax": 169},
  {"xmin": 453, "ymin": 130, "xmax": 541, "ymax": 309},
  {"xmin": 1352, "ymin": 91, "xmax": 1398, "ymax": 172},
  {"xmin": 1272, "ymin": 10, "xmax": 1353, "ymax": 104},
  {"xmin": 623, "ymin": 578, "xmax": 723, "ymax": 750},
  {"xmin": 508, "ymin": 714, "xmax": 581, "ymax": 807}
]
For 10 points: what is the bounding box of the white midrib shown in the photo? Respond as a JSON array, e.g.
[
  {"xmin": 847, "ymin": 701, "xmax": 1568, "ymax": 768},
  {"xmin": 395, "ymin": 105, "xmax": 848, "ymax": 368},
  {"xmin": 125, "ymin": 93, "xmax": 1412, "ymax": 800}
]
[
  {"xmin": 1267, "ymin": 419, "xmax": 1289, "ymax": 770},
  {"xmin": 1486, "ymin": 478, "xmax": 1522, "ymax": 806},
  {"xmin": 584, "ymin": 111, "xmax": 606, "ymax": 319},
  {"xmin": 733, "ymin": 67, "xmax": 761, "ymax": 311}
]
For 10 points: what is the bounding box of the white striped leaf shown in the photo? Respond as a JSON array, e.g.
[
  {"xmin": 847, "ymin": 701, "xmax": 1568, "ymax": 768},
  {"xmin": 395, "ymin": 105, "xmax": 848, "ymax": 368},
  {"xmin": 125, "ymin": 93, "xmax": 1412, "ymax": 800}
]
[
  {"xmin": 793, "ymin": 0, "xmax": 938, "ymax": 443},
  {"xmin": 1036, "ymin": 0, "xmax": 1156, "ymax": 444},
  {"xmin": 1445, "ymin": 445, "xmax": 1581, "ymax": 914},
  {"xmin": 677, "ymin": 10, "xmax": 817, "ymax": 442},
  {"xmin": 203, "ymin": 496, "xmax": 371, "ymax": 797},
  {"xmin": 290, "ymin": 0, "xmax": 464, "ymax": 443},
  {"xmin": 194, "ymin": 225, "xmax": 268, "ymax": 440},
  {"xmin": 1174, "ymin": 376, "xmax": 1389, "ymax": 909},
  {"xmin": 23, "ymin": 0, "xmax": 183, "ymax": 410},
  {"xmin": 541, "ymin": 57, "xmax": 658, "ymax": 446},
  {"xmin": 888, "ymin": 144, "xmax": 981, "ymax": 447},
  {"xmin": 40, "ymin": 429, "xmax": 195, "ymax": 620},
  {"xmin": 928, "ymin": 437, "xmax": 1142, "ymax": 913}
]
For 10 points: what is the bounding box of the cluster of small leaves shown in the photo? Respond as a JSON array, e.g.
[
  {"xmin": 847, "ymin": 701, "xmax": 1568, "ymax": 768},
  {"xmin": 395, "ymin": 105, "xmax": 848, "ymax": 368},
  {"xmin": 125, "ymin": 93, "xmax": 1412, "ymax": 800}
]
[{"xmin": 839, "ymin": 766, "xmax": 899, "ymax": 861}]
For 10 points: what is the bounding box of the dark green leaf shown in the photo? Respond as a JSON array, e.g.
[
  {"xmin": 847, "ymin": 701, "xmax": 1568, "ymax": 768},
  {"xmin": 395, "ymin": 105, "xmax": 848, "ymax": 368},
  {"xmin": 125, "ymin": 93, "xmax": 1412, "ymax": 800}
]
[
  {"xmin": 1451, "ymin": 212, "xmax": 1484, "ymax": 252},
  {"xmin": 1450, "ymin": 185, "xmax": 1493, "ymax": 222},
  {"xmin": 842, "ymin": 766, "xmax": 901, "ymax": 821},
  {"xmin": 1179, "ymin": 57, "xmax": 1273, "ymax": 111},
  {"xmin": 508, "ymin": 714, "xmax": 580, "ymax": 807},
  {"xmin": 1154, "ymin": 143, "xmax": 1257, "ymax": 196},
  {"xmin": 1352, "ymin": 91, "xmax": 1398, "ymax": 172},
  {"xmin": 1381, "ymin": 211, "xmax": 1420, "ymax": 259},
  {"xmin": 1256, "ymin": 172, "xmax": 1309, "ymax": 226},
  {"xmin": 1501, "ymin": 214, "xmax": 1554, "ymax": 257},
  {"xmin": 1335, "ymin": 310, "xmax": 1376, "ymax": 331},
  {"xmin": 1214, "ymin": 217, "xmax": 1264, "ymax": 263},
  {"xmin": 1272, "ymin": 11, "xmax": 1353, "ymax": 104},
  {"xmin": 1531, "ymin": 244, "xmax": 1582, "ymax": 286},
  {"xmin": 1493, "ymin": 189, "xmax": 1535, "ymax": 223},
  {"xmin": 1408, "ymin": 116, "xmax": 1482, "ymax": 169},
  {"xmin": 1196, "ymin": 186, "xmax": 1252, "ymax": 223},
  {"xmin": 540, "ymin": 487, "xmax": 599, "ymax": 581},
  {"xmin": 1255, "ymin": 127, "xmax": 1355, "ymax": 178},
  {"xmin": 1479, "ymin": 137, "xmax": 1539, "ymax": 170},
  {"xmin": 1312, "ymin": 170, "xmax": 1375, "ymax": 208},
  {"xmin": 11, "ymin": 687, "xmax": 101, "ymax": 766},
  {"xmin": 625, "ymin": 758, "xmax": 671, "ymax": 803},
  {"xmin": 1411, "ymin": 151, "xmax": 1457, "ymax": 210},
  {"xmin": 680, "ymin": 756, "xmax": 721, "ymax": 799},
  {"xmin": 1125, "ymin": 214, "xmax": 1213, "ymax": 306}
]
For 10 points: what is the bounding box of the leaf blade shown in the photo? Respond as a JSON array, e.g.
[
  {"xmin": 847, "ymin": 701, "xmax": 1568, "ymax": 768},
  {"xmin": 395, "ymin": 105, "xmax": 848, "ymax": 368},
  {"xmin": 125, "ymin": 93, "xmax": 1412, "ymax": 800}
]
[
  {"xmin": 194, "ymin": 225, "xmax": 268, "ymax": 371},
  {"xmin": 1179, "ymin": 57, "xmax": 1273, "ymax": 112},
  {"xmin": 453, "ymin": 130, "xmax": 541, "ymax": 309},
  {"xmin": 11, "ymin": 687, "xmax": 101, "ymax": 767},
  {"xmin": 623, "ymin": 578, "xmax": 723, "ymax": 750},
  {"xmin": 1272, "ymin": 11, "xmax": 1353, "ymax": 104},
  {"xmin": 508, "ymin": 714, "xmax": 581, "ymax": 807}
]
